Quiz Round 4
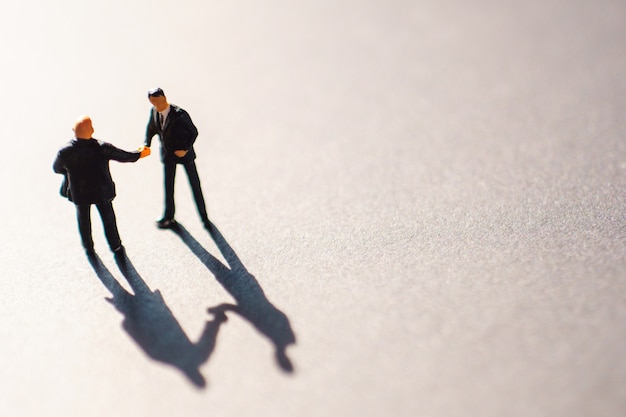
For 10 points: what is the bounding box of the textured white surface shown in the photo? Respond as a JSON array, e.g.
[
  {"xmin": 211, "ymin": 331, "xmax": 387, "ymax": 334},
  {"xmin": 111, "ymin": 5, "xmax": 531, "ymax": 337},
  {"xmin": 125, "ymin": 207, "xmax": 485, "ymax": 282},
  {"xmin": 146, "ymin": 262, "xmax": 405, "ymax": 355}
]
[{"xmin": 0, "ymin": 1, "xmax": 625, "ymax": 416}]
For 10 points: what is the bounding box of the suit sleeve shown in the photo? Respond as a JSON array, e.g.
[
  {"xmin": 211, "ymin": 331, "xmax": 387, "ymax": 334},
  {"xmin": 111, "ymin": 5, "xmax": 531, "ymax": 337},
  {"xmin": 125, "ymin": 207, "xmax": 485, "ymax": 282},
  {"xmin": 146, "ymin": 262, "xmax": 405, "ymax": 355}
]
[
  {"xmin": 53, "ymin": 151, "xmax": 66, "ymax": 174},
  {"xmin": 173, "ymin": 110, "xmax": 198, "ymax": 150},
  {"xmin": 53, "ymin": 151, "xmax": 70, "ymax": 199},
  {"xmin": 101, "ymin": 142, "xmax": 141, "ymax": 163},
  {"xmin": 144, "ymin": 109, "xmax": 158, "ymax": 147}
]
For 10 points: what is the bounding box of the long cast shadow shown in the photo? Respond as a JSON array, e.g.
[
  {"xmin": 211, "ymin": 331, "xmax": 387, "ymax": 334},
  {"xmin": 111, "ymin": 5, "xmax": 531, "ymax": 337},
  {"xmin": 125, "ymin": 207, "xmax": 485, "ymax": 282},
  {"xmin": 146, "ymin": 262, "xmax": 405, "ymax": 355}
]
[
  {"xmin": 170, "ymin": 222, "xmax": 297, "ymax": 373},
  {"xmin": 87, "ymin": 252, "xmax": 227, "ymax": 388}
]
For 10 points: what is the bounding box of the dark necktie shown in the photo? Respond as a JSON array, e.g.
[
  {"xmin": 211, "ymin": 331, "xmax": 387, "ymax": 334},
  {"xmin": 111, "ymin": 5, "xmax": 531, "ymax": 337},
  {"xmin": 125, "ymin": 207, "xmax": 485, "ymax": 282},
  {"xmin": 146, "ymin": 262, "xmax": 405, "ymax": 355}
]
[{"xmin": 158, "ymin": 112, "xmax": 164, "ymax": 129}]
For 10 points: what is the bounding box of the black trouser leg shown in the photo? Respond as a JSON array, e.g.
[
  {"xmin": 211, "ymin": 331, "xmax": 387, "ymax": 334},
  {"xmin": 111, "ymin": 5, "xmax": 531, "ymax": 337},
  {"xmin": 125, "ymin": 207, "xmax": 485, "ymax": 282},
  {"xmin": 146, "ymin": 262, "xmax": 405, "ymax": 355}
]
[
  {"xmin": 76, "ymin": 204, "xmax": 94, "ymax": 250},
  {"xmin": 163, "ymin": 161, "xmax": 177, "ymax": 219},
  {"xmin": 184, "ymin": 161, "xmax": 209, "ymax": 223},
  {"xmin": 96, "ymin": 200, "xmax": 122, "ymax": 251}
]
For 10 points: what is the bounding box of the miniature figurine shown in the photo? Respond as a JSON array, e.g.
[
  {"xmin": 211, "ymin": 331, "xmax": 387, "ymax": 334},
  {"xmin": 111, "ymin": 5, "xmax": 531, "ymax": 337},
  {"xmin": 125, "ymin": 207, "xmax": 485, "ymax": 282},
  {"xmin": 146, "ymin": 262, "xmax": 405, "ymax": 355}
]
[
  {"xmin": 143, "ymin": 87, "xmax": 210, "ymax": 230},
  {"xmin": 53, "ymin": 116, "xmax": 150, "ymax": 256}
]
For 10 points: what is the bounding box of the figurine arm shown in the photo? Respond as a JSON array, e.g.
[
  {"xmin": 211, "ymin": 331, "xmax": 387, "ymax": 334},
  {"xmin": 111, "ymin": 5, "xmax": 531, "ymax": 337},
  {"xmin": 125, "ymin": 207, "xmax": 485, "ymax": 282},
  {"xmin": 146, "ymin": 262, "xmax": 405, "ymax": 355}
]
[
  {"xmin": 180, "ymin": 111, "xmax": 198, "ymax": 148},
  {"xmin": 52, "ymin": 152, "xmax": 66, "ymax": 174},
  {"xmin": 53, "ymin": 152, "xmax": 70, "ymax": 199},
  {"xmin": 172, "ymin": 110, "xmax": 198, "ymax": 155},
  {"xmin": 144, "ymin": 109, "xmax": 158, "ymax": 147},
  {"xmin": 102, "ymin": 142, "xmax": 143, "ymax": 163}
]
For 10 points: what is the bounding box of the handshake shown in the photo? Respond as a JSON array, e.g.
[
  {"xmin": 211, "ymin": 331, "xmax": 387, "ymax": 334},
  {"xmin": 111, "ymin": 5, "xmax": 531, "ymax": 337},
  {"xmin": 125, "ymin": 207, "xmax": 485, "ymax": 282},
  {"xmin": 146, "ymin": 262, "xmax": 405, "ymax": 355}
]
[{"xmin": 138, "ymin": 146, "xmax": 151, "ymax": 158}]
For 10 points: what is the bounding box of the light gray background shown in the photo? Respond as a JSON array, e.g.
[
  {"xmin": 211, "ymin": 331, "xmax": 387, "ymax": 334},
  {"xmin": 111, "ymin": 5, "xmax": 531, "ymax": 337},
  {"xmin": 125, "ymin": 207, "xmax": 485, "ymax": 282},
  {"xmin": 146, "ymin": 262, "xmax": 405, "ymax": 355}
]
[{"xmin": 0, "ymin": 1, "xmax": 624, "ymax": 416}]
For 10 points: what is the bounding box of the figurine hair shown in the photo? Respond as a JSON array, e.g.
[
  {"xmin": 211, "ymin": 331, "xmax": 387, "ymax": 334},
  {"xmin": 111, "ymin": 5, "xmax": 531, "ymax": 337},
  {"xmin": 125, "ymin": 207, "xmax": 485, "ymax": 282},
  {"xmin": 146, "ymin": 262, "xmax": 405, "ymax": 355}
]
[{"xmin": 148, "ymin": 87, "xmax": 165, "ymax": 98}]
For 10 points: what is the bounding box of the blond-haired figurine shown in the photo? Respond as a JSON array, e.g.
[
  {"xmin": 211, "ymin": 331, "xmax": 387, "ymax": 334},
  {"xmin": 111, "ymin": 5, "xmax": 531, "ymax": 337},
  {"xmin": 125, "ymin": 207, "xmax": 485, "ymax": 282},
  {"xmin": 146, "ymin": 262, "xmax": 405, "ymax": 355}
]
[{"xmin": 53, "ymin": 116, "xmax": 150, "ymax": 256}]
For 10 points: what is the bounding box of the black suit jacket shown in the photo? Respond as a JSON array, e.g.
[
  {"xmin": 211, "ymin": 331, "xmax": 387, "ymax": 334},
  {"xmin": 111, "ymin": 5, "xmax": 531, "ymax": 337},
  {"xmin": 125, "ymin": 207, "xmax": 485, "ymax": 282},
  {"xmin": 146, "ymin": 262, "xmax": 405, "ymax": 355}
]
[
  {"xmin": 53, "ymin": 138, "xmax": 141, "ymax": 205},
  {"xmin": 144, "ymin": 104, "xmax": 198, "ymax": 164}
]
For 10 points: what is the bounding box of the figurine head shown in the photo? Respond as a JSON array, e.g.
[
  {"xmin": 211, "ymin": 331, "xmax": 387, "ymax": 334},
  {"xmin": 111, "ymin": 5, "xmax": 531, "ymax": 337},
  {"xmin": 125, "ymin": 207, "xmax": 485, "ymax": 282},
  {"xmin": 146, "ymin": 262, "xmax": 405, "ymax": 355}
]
[
  {"xmin": 73, "ymin": 116, "xmax": 94, "ymax": 140},
  {"xmin": 148, "ymin": 87, "xmax": 169, "ymax": 112}
]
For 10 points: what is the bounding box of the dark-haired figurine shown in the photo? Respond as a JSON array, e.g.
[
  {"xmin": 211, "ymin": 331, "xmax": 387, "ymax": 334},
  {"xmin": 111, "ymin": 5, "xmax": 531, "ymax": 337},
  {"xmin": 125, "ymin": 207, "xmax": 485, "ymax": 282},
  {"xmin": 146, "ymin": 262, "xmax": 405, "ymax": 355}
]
[
  {"xmin": 143, "ymin": 87, "xmax": 210, "ymax": 230},
  {"xmin": 53, "ymin": 116, "xmax": 150, "ymax": 256}
]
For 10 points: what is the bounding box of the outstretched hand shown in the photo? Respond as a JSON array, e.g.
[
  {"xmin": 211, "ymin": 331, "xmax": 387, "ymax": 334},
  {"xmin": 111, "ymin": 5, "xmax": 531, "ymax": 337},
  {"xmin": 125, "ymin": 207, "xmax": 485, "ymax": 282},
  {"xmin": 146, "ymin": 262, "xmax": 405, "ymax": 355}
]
[{"xmin": 139, "ymin": 146, "xmax": 151, "ymax": 158}]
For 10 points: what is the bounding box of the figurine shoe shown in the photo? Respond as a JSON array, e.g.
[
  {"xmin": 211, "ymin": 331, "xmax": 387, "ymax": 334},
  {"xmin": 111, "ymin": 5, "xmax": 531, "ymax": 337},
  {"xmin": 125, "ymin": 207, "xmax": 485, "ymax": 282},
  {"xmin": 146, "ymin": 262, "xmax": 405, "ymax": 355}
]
[{"xmin": 156, "ymin": 218, "xmax": 177, "ymax": 229}]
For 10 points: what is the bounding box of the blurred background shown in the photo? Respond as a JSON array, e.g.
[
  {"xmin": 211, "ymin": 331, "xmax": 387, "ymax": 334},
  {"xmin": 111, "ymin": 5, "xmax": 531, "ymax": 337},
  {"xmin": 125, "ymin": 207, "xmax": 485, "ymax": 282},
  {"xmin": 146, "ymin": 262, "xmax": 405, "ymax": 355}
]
[{"xmin": 0, "ymin": 1, "xmax": 624, "ymax": 416}]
